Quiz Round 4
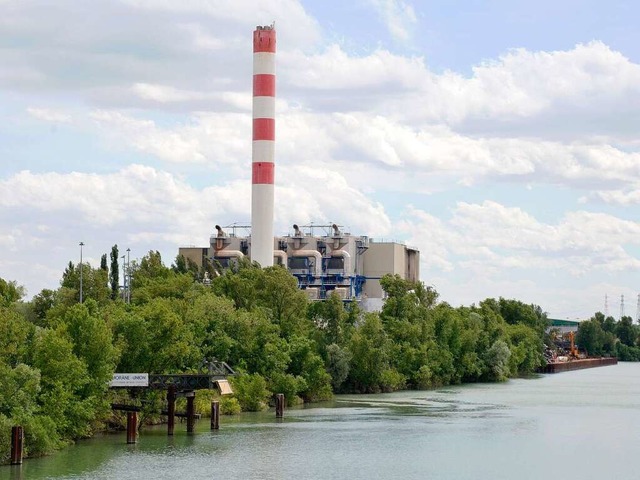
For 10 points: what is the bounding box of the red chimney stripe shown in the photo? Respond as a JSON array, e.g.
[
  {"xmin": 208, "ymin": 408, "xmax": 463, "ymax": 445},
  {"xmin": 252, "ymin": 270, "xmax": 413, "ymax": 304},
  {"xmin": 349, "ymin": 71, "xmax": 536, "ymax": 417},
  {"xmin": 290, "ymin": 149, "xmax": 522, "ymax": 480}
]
[
  {"xmin": 253, "ymin": 118, "xmax": 275, "ymax": 141},
  {"xmin": 252, "ymin": 162, "xmax": 274, "ymax": 184},
  {"xmin": 253, "ymin": 74, "xmax": 275, "ymax": 97},
  {"xmin": 253, "ymin": 30, "xmax": 276, "ymax": 53}
]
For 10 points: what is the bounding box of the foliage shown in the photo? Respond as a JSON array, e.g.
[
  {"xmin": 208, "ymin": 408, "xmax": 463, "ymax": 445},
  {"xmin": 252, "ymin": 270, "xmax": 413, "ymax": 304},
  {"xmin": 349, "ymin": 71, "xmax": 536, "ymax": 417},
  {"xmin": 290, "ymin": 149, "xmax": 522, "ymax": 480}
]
[
  {"xmin": 110, "ymin": 245, "xmax": 119, "ymax": 300},
  {"xmin": 220, "ymin": 396, "xmax": 241, "ymax": 415},
  {"xmin": 0, "ymin": 277, "xmax": 25, "ymax": 306},
  {"xmin": 0, "ymin": 255, "xmax": 576, "ymax": 463},
  {"xmin": 229, "ymin": 373, "xmax": 271, "ymax": 412}
]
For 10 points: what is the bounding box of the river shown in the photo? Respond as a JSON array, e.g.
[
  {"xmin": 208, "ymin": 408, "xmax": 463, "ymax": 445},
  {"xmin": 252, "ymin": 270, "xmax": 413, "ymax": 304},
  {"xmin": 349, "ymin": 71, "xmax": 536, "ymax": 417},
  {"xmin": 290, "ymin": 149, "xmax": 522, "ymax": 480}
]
[{"xmin": 4, "ymin": 362, "xmax": 639, "ymax": 480}]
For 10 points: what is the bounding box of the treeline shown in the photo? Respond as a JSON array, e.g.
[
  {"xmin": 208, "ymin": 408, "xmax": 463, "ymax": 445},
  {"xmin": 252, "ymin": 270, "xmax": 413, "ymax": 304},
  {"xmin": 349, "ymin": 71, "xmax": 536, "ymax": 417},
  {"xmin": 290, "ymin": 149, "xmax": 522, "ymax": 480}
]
[
  {"xmin": 1, "ymin": 252, "xmax": 550, "ymax": 462},
  {"xmin": 575, "ymin": 312, "xmax": 640, "ymax": 360}
]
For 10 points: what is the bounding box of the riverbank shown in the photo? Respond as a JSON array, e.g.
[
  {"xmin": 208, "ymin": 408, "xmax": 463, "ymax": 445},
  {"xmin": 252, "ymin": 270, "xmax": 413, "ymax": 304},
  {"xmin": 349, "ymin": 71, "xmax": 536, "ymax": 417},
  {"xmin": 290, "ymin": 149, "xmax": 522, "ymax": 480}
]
[{"xmin": 4, "ymin": 363, "xmax": 640, "ymax": 480}]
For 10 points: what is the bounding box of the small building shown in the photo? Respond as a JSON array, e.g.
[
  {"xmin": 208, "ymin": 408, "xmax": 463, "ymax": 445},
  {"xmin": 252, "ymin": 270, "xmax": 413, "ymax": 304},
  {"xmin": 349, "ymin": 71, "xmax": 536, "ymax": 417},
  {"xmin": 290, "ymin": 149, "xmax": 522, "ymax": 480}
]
[{"xmin": 178, "ymin": 224, "xmax": 419, "ymax": 309}]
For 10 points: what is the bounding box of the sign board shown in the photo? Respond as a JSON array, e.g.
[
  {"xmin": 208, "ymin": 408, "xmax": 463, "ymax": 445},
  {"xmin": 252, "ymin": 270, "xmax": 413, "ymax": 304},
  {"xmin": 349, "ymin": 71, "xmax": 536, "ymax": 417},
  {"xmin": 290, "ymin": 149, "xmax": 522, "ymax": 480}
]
[{"xmin": 110, "ymin": 373, "xmax": 149, "ymax": 387}]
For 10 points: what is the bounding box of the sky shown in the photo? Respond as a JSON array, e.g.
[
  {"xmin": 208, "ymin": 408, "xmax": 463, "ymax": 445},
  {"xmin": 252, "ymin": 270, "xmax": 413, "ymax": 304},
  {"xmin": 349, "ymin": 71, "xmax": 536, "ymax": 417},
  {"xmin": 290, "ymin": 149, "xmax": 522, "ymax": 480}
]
[{"xmin": 1, "ymin": 0, "xmax": 639, "ymax": 320}]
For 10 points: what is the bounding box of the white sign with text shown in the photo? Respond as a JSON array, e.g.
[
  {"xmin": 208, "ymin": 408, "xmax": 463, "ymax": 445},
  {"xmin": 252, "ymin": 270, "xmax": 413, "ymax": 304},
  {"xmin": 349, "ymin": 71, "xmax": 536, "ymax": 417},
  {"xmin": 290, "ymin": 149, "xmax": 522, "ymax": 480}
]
[{"xmin": 110, "ymin": 373, "xmax": 149, "ymax": 387}]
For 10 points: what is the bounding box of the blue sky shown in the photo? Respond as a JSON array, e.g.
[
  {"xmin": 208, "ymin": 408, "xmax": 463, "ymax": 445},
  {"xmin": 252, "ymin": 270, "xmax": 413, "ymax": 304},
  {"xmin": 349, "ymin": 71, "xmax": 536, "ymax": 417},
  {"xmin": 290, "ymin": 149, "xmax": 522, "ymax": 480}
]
[{"xmin": 1, "ymin": 0, "xmax": 639, "ymax": 320}]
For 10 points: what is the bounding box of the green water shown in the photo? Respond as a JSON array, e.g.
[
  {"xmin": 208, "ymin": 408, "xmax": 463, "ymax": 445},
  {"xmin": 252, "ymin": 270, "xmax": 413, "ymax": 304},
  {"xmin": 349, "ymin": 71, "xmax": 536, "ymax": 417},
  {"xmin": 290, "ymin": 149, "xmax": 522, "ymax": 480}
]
[{"xmin": 4, "ymin": 363, "xmax": 639, "ymax": 479}]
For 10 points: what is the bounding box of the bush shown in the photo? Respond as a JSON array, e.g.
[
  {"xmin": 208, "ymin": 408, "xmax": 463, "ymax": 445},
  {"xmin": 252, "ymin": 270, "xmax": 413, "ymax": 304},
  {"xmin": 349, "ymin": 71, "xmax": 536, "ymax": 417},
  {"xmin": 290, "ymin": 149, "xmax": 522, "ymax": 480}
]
[
  {"xmin": 379, "ymin": 368, "xmax": 406, "ymax": 393},
  {"xmin": 0, "ymin": 414, "xmax": 11, "ymax": 465},
  {"xmin": 230, "ymin": 373, "xmax": 271, "ymax": 412},
  {"xmin": 194, "ymin": 390, "xmax": 218, "ymax": 415},
  {"xmin": 22, "ymin": 415, "xmax": 61, "ymax": 457},
  {"xmin": 220, "ymin": 397, "xmax": 241, "ymax": 415},
  {"xmin": 269, "ymin": 373, "xmax": 306, "ymax": 407}
]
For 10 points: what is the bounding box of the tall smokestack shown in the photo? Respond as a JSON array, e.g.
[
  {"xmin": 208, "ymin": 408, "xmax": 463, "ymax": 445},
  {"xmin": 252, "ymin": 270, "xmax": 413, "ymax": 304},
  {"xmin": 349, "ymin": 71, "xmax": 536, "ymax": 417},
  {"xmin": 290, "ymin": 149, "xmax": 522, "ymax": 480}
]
[{"xmin": 251, "ymin": 24, "xmax": 276, "ymax": 267}]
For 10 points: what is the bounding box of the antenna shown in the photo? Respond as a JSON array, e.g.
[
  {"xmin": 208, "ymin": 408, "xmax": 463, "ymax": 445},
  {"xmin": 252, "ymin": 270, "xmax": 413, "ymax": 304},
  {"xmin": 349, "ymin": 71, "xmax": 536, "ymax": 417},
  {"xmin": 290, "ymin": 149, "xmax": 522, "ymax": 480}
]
[
  {"xmin": 620, "ymin": 294, "xmax": 625, "ymax": 320},
  {"xmin": 604, "ymin": 294, "xmax": 609, "ymax": 317},
  {"xmin": 636, "ymin": 293, "xmax": 640, "ymax": 324}
]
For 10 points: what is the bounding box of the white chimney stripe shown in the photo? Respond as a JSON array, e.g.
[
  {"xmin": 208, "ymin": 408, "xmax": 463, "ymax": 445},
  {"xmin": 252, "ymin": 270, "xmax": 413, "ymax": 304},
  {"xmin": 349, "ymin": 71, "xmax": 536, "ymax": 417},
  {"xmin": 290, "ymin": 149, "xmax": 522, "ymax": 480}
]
[
  {"xmin": 253, "ymin": 96, "xmax": 276, "ymax": 119},
  {"xmin": 253, "ymin": 52, "xmax": 276, "ymax": 75},
  {"xmin": 252, "ymin": 140, "xmax": 275, "ymax": 163}
]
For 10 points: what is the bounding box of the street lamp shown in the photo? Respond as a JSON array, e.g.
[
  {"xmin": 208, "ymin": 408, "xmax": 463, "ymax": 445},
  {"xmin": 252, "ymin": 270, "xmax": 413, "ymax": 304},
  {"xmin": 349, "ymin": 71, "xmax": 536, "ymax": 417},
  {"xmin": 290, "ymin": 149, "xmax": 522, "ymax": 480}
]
[
  {"xmin": 79, "ymin": 242, "xmax": 84, "ymax": 304},
  {"xmin": 121, "ymin": 255, "xmax": 126, "ymax": 301}
]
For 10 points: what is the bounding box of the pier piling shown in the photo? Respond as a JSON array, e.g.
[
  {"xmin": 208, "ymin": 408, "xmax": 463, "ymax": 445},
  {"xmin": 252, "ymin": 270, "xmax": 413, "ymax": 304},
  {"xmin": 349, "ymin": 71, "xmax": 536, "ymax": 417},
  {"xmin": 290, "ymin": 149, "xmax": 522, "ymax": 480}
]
[
  {"xmin": 126, "ymin": 412, "xmax": 137, "ymax": 444},
  {"xmin": 276, "ymin": 393, "xmax": 285, "ymax": 419},
  {"xmin": 10, "ymin": 426, "xmax": 23, "ymax": 465},
  {"xmin": 167, "ymin": 385, "xmax": 176, "ymax": 436},
  {"xmin": 186, "ymin": 391, "xmax": 196, "ymax": 434},
  {"xmin": 211, "ymin": 401, "xmax": 220, "ymax": 430}
]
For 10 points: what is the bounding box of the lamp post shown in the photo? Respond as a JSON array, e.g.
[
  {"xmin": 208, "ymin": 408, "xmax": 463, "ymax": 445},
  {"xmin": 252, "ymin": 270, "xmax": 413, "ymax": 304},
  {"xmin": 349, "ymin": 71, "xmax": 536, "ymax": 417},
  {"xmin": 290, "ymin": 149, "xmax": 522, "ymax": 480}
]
[
  {"xmin": 121, "ymin": 255, "xmax": 126, "ymax": 301},
  {"xmin": 79, "ymin": 242, "xmax": 84, "ymax": 304}
]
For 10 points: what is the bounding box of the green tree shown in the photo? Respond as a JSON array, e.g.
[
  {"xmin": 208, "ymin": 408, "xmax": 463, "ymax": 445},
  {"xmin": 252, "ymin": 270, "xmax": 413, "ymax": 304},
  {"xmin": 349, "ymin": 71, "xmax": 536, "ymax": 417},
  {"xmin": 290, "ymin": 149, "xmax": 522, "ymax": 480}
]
[
  {"xmin": 576, "ymin": 319, "xmax": 604, "ymax": 356},
  {"xmin": 0, "ymin": 278, "xmax": 24, "ymax": 307},
  {"xmin": 100, "ymin": 254, "xmax": 108, "ymax": 271},
  {"xmin": 615, "ymin": 316, "xmax": 637, "ymax": 347},
  {"xmin": 110, "ymin": 244, "xmax": 119, "ymax": 300}
]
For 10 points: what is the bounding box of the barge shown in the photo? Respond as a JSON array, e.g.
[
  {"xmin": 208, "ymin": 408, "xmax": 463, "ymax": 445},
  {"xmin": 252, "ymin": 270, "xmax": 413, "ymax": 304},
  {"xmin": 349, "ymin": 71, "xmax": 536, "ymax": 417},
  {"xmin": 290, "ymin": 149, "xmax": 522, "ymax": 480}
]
[{"xmin": 539, "ymin": 357, "xmax": 618, "ymax": 373}]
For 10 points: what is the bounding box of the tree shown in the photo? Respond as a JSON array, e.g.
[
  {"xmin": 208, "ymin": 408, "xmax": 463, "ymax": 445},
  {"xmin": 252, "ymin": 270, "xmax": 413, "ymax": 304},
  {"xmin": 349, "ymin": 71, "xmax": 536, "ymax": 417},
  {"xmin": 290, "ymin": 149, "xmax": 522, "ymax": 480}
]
[
  {"xmin": 615, "ymin": 316, "xmax": 637, "ymax": 347},
  {"xmin": 576, "ymin": 319, "xmax": 604, "ymax": 356},
  {"xmin": 30, "ymin": 289, "xmax": 57, "ymax": 327},
  {"xmin": 0, "ymin": 278, "xmax": 24, "ymax": 307},
  {"xmin": 110, "ymin": 244, "xmax": 119, "ymax": 300},
  {"xmin": 100, "ymin": 254, "xmax": 108, "ymax": 272}
]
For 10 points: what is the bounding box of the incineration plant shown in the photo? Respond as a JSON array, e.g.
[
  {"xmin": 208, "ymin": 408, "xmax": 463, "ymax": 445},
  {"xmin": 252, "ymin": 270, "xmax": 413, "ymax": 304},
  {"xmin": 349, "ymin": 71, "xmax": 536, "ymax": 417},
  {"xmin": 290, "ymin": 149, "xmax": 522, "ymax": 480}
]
[
  {"xmin": 179, "ymin": 224, "xmax": 420, "ymax": 310},
  {"xmin": 178, "ymin": 24, "xmax": 420, "ymax": 310}
]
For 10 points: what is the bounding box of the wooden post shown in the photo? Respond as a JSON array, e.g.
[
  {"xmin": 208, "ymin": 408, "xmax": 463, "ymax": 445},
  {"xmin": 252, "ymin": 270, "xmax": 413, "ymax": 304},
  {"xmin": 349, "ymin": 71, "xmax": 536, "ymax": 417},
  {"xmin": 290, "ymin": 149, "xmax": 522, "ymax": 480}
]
[
  {"xmin": 167, "ymin": 385, "xmax": 176, "ymax": 436},
  {"xmin": 126, "ymin": 411, "xmax": 137, "ymax": 444},
  {"xmin": 211, "ymin": 401, "xmax": 220, "ymax": 430},
  {"xmin": 275, "ymin": 393, "xmax": 285, "ymax": 419},
  {"xmin": 186, "ymin": 391, "xmax": 196, "ymax": 434},
  {"xmin": 10, "ymin": 426, "xmax": 23, "ymax": 465}
]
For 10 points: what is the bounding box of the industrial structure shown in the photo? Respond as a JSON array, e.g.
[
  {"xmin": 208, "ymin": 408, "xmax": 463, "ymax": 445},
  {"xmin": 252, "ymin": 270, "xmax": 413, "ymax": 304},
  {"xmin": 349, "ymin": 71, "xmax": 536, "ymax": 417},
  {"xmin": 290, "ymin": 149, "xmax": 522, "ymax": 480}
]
[
  {"xmin": 179, "ymin": 223, "xmax": 419, "ymax": 309},
  {"xmin": 178, "ymin": 25, "xmax": 420, "ymax": 309},
  {"xmin": 251, "ymin": 24, "xmax": 276, "ymax": 268}
]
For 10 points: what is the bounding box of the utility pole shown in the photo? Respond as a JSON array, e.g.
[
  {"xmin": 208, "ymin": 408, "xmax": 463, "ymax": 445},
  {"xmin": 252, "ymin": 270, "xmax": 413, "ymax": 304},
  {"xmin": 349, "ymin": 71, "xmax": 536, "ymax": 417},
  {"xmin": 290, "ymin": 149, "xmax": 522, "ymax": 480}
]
[
  {"xmin": 79, "ymin": 242, "xmax": 84, "ymax": 303},
  {"xmin": 620, "ymin": 294, "xmax": 625, "ymax": 320},
  {"xmin": 604, "ymin": 294, "xmax": 609, "ymax": 317},
  {"xmin": 636, "ymin": 293, "xmax": 640, "ymax": 324}
]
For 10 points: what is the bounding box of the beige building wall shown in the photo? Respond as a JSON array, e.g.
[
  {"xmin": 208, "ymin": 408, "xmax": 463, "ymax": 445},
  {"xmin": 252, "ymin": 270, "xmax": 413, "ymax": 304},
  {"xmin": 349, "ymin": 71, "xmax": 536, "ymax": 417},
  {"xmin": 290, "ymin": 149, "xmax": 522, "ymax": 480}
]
[
  {"xmin": 178, "ymin": 247, "xmax": 210, "ymax": 270},
  {"xmin": 361, "ymin": 242, "xmax": 420, "ymax": 298}
]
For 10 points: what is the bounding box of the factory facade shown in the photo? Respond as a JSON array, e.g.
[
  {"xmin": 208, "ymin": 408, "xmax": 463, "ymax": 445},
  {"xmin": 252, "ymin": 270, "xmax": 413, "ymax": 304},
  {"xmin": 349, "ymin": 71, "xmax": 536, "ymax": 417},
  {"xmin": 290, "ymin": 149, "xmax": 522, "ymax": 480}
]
[{"xmin": 178, "ymin": 224, "xmax": 419, "ymax": 310}]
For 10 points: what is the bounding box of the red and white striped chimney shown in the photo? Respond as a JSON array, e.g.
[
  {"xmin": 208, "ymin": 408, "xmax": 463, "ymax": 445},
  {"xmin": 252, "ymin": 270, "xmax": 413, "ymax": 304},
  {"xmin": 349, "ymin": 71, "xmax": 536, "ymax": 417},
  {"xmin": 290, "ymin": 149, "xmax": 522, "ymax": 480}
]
[{"xmin": 251, "ymin": 25, "xmax": 276, "ymax": 267}]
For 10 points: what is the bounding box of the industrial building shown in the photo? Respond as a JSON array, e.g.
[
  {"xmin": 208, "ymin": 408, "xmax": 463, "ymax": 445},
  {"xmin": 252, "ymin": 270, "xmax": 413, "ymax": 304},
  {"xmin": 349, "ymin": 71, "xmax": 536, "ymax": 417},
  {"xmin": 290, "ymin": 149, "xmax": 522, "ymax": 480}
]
[
  {"xmin": 178, "ymin": 224, "xmax": 419, "ymax": 309},
  {"xmin": 178, "ymin": 26, "xmax": 420, "ymax": 309}
]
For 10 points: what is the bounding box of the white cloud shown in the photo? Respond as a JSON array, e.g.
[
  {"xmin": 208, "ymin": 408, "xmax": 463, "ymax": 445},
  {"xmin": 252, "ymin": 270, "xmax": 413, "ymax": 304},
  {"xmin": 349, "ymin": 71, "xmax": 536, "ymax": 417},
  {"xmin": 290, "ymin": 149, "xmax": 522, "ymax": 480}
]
[
  {"xmin": 368, "ymin": 0, "xmax": 417, "ymax": 42},
  {"xmin": 401, "ymin": 201, "xmax": 640, "ymax": 278},
  {"xmin": 27, "ymin": 107, "xmax": 72, "ymax": 123}
]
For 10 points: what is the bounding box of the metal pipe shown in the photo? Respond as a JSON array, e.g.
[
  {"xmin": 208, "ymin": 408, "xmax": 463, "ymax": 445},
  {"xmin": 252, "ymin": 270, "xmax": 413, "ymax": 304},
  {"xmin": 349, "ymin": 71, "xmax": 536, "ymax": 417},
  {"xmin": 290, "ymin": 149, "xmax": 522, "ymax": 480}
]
[
  {"xmin": 331, "ymin": 249, "xmax": 352, "ymax": 274},
  {"xmin": 273, "ymin": 250, "xmax": 287, "ymax": 266},
  {"xmin": 289, "ymin": 250, "xmax": 322, "ymax": 276},
  {"xmin": 214, "ymin": 250, "xmax": 245, "ymax": 259}
]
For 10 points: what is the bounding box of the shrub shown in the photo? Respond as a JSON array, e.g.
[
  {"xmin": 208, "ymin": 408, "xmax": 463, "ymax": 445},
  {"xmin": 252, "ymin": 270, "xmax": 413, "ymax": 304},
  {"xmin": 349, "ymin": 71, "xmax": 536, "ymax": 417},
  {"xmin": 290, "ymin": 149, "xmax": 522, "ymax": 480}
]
[
  {"xmin": 230, "ymin": 373, "xmax": 271, "ymax": 412},
  {"xmin": 220, "ymin": 397, "xmax": 241, "ymax": 415}
]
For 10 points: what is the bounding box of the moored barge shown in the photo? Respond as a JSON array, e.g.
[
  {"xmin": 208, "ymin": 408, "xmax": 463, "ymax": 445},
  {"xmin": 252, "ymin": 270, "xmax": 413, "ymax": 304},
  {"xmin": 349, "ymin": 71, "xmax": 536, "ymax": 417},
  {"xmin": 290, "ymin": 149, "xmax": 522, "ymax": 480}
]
[{"xmin": 539, "ymin": 357, "xmax": 618, "ymax": 373}]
